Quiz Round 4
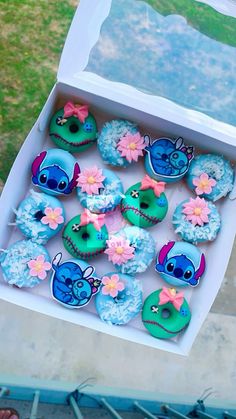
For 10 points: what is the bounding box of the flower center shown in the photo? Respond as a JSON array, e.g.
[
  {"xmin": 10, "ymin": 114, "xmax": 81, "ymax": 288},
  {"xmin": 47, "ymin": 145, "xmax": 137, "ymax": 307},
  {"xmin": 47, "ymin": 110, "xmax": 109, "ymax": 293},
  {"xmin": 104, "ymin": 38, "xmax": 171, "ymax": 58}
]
[
  {"xmin": 35, "ymin": 262, "xmax": 43, "ymax": 272},
  {"xmin": 128, "ymin": 142, "xmax": 137, "ymax": 150},
  {"xmin": 200, "ymin": 180, "xmax": 209, "ymax": 187},
  {"xmin": 108, "ymin": 282, "xmax": 116, "ymax": 289},
  {"xmin": 87, "ymin": 176, "xmax": 95, "ymax": 184},
  {"xmin": 116, "ymin": 246, "xmax": 124, "ymax": 255},
  {"xmin": 194, "ymin": 207, "xmax": 202, "ymax": 216}
]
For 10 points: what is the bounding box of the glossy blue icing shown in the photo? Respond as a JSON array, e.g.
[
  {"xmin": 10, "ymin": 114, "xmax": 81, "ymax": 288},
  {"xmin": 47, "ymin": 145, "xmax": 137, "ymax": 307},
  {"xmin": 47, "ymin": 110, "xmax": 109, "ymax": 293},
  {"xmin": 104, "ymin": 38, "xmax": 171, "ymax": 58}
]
[
  {"xmin": 0, "ymin": 240, "xmax": 51, "ymax": 288},
  {"xmin": 186, "ymin": 154, "xmax": 234, "ymax": 201},
  {"xmin": 95, "ymin": 272, "xmax": 142, "ymax": 325},
  {"xmin": 112, "ymin": 226, "xmax": 156, "ymax": 275},
  {"xmin": 77, "ymin": 168, "xmax": 124, "ymax": 213},
  {"xmin": 97, "ymin": 119, "xmax": 140, "ymax": 167},
  {"xmin": 145, "ymin": 137, "xmax": 194, "ymax": 183},
  {"xmin": 173, "ymin": 199, "xmax": 221, "ymax": 243},
  {"xmin": 156, "ymin": 241, "xmax": 206, "ymax": 287},
  {"xmin": 51, "ymin": 253, "xmax": 101, "ymax": 308},
  {"xmin": 15, "ymin": 190, "xmax": 65, "ymax": 244}
]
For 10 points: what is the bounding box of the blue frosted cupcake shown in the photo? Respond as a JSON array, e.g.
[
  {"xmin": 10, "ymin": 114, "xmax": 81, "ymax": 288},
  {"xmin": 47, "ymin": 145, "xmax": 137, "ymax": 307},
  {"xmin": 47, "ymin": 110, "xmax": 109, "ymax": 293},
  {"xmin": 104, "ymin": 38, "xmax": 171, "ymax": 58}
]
[
  {"xmin": 95, "ymin": 272, "xmax": 142, "ymax": 325},
  {"xmin": 97, "ymin": 119, "xmax": 145, "ymax": 167},
  {"xmin": 0, "ymin": 240, "xmax": 51, "ymax": 288},
  {"xmin": 173, "ymin": 197, "xmax": 221, "ymax": 244},
  {"xmin": 105, "ymin": 226, "xmax": 156, "ymax": 275},
  {"xmin": 76, "ymin": 166, "xmax": 124, "ymax": 213},
  {"xmin": 186, "ymin": 154, "xmax": 234, "ymax": 201},
  {"xmin": 15, "ymin": 190, "xmax": 65, "ymax": 244}
]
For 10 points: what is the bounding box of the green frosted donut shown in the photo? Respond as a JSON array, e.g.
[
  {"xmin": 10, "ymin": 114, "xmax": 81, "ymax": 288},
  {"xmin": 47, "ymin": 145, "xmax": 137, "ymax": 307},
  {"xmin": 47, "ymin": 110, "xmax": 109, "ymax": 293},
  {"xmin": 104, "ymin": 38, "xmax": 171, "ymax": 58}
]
[
  {"xmin": 49, "ymin": 106, "xmax": 97, "ymax": 152},
  {"xmin": 121, "ymin": 181, "xmax": 168, "ymax": 228},
  {"xmin": 62, "ymin": 214, "xmax": 108, "ymax": 259},
  {"xmin": 142, "ymin": 288, "xmax": 191, "ymax": 339}
]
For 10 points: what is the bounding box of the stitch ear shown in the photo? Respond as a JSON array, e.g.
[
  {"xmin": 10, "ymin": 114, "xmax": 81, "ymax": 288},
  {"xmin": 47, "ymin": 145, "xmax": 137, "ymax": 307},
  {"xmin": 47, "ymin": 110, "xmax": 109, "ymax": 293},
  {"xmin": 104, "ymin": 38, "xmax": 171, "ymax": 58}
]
[
  {"xmin": 83, "ymin": 265, "xmax": 94, "ymax": 279},
  {"xmin": 175, "ymin": 137, "xmax": 184, "ymax": 149},
  {"xmin": 52, "ymin": 252, "xmax": 62, "ymax": 271},
  {"xmin": 31, "ymin": 151, "xmax": 47, "ymax": 176},
  {"xmin": 158, "ymin": 241, "xmax": 175, "ymax": 265},
  {"xmin": 195, "ymin": 253, "xmax": 206, "ymax": 280},
  {"xmin": 69, "ymin": 162, "xmax": 80, "ymax": 191}
]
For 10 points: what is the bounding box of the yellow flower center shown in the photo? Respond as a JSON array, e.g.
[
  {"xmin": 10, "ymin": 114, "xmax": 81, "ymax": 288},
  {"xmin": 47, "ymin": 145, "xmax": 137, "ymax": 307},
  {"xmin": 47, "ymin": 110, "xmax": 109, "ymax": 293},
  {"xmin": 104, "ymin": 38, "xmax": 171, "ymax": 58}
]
[
  {"xmin": 116, "ymin": 246, "xmax": 124, "ymax": 255},
  {"xmin": 194, "ymin": 207, "xmax": 202, "ymax": 216},
  {"xmin": 200, "ymin": 180, "xmax": 209, "ymax": 187},
  {"xmin": 129, "ymin": 142, "xmax": 137, "ymax": 150},
  {"xmin": 108, "ymin": 282, "xmax": 116, "ymax": 289},
  {"xmin": 87, "ymin": 176, "xmax": 95, "ymax": 184},
  {"xmin": 35, "ymin": 262, "xmax": 43, "ymax": 272}
]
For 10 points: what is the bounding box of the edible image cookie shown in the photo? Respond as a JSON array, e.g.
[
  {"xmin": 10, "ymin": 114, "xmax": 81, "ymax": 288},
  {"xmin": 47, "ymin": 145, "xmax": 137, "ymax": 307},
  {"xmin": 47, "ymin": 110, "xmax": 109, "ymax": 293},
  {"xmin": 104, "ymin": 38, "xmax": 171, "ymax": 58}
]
[{"xmin": 31, "ymin": 149, "xmax": 80, "ymax": 196}]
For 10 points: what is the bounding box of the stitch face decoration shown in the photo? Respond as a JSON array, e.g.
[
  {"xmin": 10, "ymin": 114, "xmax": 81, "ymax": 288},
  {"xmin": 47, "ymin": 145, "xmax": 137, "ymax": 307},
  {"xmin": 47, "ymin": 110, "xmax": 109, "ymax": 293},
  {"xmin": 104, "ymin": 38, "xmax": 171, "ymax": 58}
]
[
  {"xmin": 121, "ymin": 176, "xmax": 168, "ymax": 228},
  {"xmin": 155, "ymin": 241, "xmax": 206, "ymax": 287},
  {"xmin": 32, "ymin": 149, "xmax": 80, "ymax": 196},
  {"xmin": 62, "ymin": 214, "xmax": 108, "ymax": 260},
  {"xmin": 144, "ymin": 136, "xmax": 194, "ymax": 183},
  {"xmin": 51, "ymin": 253, "xmax": 101, "ymax": 308}
]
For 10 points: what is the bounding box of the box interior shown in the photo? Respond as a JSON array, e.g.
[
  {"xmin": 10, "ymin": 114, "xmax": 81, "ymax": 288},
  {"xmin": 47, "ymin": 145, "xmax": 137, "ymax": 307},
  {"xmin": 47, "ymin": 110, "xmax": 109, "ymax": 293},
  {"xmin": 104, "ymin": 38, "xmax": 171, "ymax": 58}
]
[{"xmin": 0, "ymin": 81, "xmax": 236, "ymax": 356}]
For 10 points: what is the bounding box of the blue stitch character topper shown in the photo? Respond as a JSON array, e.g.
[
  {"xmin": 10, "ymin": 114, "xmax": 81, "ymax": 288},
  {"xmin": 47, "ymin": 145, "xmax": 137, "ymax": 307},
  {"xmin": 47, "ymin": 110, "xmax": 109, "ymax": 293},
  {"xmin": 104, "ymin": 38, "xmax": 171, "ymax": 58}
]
[
  {"xmin": 31, "ymin": 149, "xmax": 80, "ymax": 196},
  {"xmin": 155, "ymin": 241, "xmax": 206, "ymax": 287},
  {"xmin": 144, "ymin": 135, "xmax": 194, "ymax": 183},
  {"xmin": 51, "ymin": 253, "xmax": 101, "ymax": 308}
]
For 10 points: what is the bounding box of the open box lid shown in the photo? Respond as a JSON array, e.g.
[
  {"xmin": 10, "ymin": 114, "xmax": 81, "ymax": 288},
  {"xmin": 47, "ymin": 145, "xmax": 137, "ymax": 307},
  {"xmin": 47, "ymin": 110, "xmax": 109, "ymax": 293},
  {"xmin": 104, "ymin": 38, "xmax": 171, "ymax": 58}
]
[{"xmin": 57, "ymin": 0, "xmax": 236, "ymax": 148}]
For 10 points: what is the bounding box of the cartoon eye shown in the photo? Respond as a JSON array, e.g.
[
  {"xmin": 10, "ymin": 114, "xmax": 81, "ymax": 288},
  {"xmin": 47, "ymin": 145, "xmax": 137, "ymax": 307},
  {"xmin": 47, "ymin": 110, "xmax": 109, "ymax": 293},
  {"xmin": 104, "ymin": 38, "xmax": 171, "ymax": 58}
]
[
  {"xmin": 83, "ymin": 122, "xmax": 93, "ymax": 132},
  {"xmin": 166, "ymin": 262, "xmax": 174, "ymax": 272},
  {"xmin": 39, "ymin": 171, "xmax": 48, "ymax": 184},
  {"xmin": 161, "ymin": 153, "xmax": 169, "ymax": 161},
  {"xmin": 156, "ymin": 197, "xmax": 167, "ymax": 207},
  {"xmin": 58, "ymin": 180, "xmax": 68, "ymax": 191},
  {"xmin": 184, "ymin": 269, "xmax": 193, "ymax": 280},
  {"xmin": 56, "ymin": 116, "xmax": 67, "ymax": 126},
  {"xmin": 65, "ymin": 278, "xmax": 72, "ymax": 287},
  {"xmin": 172, "ymin": 153, "xmax": 178, "ymax": 159},
  {"xmin": 180, "ymin": 308, "xmax": 188, "ymax": 317},
  {"xmin": 131, "ymin": 190, "xmax": 139, "ymax": 198},
  {"xmin": 72, "ymin": 224, "xmax": 80, "ymax": 232},
  {"xmin": 151, "ymin": 305, "xmax": 159, "ymax": 313},
  {"xmin": 77, "ymin": 281, "xmax": 83, "ymax": 288}
]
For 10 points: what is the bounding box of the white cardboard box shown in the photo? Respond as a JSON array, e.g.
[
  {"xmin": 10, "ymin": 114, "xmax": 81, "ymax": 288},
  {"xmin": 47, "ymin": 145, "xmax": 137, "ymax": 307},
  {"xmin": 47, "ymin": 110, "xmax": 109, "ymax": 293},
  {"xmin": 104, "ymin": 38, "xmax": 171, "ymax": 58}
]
[{"xmin": 1, "ymin": 0, "xmax": 236, "ymax": 356}]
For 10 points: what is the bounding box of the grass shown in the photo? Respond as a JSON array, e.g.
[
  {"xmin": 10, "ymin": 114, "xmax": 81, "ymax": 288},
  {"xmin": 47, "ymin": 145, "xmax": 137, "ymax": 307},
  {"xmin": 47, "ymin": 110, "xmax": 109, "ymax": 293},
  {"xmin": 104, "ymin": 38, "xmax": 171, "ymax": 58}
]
[
  {"xmin": 0, "ymin": 0, "xmax": 77, "ymax": 185},
  {"xmin": 1, "ymin": 0, "xmax": 235, "ymax": 186}
]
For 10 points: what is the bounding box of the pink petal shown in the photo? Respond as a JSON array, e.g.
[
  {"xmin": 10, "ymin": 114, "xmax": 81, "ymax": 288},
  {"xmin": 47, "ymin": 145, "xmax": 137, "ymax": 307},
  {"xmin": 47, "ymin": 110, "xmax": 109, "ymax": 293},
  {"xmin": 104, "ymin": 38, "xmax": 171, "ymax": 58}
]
[
  {"xmin": 45, "ymin": 207, "xmax": 53, "ymax": 216},
  {"xmin": 43, "ymin": 262, "xmax": 51, "ymax": 271},
  {"xmin": 56, "ymin": 215, "xmax": 64, "ymax": 224},
  {"xmin": 54, "ymin": 207, "xmax": 62, "ymax": 215},
  {"xmin": 196, "ymin": 216, "xmax": 204, "ymax": 226},
  {"xmin": 38, "ymin": 270, "xmax": 47, "ymax": 280},
  {"xmin": 201, "ymin": 173, "xmax": 209, "ymax": 181},
  {"xmin": 49, "ymin": 221, "xmax": 58, "ymax": 230},
  {"xmin": 111, "ymin": 274, "xmax": 120, "ymax": 283},
  {"xmin": 102, "ymin": 276, "xmax": 110, "ymax": 285},
  {"xmin": 195, "ymin": 186, "xmax": 203, "ymax": 195},
  {"xmin": 209, "ymin": 178, "xmax": 217, "ymax": 186},
  {"xmin": 116, "ymin": 282, "xmax": 125, "ymax": 291},
  {"xmin": 102, "ymin": 285, "xmax": 110, "ymax": 295},
  {"xmin": 203, "ymin": 186, "xmax": 212, "ymax": 194},
  {"xmin": 41, "ymin": 216, "xmax": 49, "ymax": 225},
  {"xmin": 110, "ymin": 288, "xmax": 118, "ymax": 298},
  {"xmin": 90, "ymin": 183, "xmax": 100, "ymax": 194},
  {"xmin": 28, "ymin": 260, "xmax": 36, "ymax": 269},
  {"xmin": 37, "ymin": 255, "xmax": 45, "ymax": 263},
  {"xmin": 193, "ymin": 178, "xmax": 200, "ymax": 186},
  {"xmin": 201, "ymin": 214, "xmax": 209, "ymax": 223}
]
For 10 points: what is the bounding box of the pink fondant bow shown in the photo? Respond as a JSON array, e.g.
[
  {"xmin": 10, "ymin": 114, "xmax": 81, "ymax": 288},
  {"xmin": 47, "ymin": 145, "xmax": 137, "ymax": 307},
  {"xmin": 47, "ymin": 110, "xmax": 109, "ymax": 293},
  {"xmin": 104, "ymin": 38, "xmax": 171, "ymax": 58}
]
[
  {"xmin": 140, "ymin": 175, "xmax": 166, "ymax": 197},
  {"xmin": 159, "ymin": 287, "xmax": 184, "ymax": 311},
  {"xmin": 79, "ymin": 209, "xmax": 106, "ymax": 231},
  {"xmin": 63, "ymin": 102, "xmax": 89, "ymax": 123}
]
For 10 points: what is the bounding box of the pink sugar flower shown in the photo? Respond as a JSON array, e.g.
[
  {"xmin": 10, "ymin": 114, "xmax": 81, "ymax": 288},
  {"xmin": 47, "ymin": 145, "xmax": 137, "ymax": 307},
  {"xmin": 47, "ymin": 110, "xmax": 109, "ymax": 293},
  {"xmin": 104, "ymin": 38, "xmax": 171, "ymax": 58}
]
[
  {"xmin": 182, "ymin": 197, "xmax": 211, "ymax": 227},
  {"xmin": 77, "ymin": 166, "xmax": 105, "ymax": 195},
  {"xmin": 27, "ymin": 255, "xmax": 51, "ymax": 280},
  {"xmin": 117, "ymin": 132, "xmax": 145, "ymax": 163},
  {"xmin": 101, "ymin": 274, "xmax": 125, "ymax": 298},
  {"xmin": 193, "ymin": 173, "xmax": 216, "ymax": 195},
  {"xmin": 105, "ymin": 236, "xmax": 135, "ymax": 265},
  {"xmin": 41, "ymin": 207, "xmax": 64, "ymax": 230},
  {"xmin": 79, "ymin": 208, "xmax": 106, "ymax": 231}
]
